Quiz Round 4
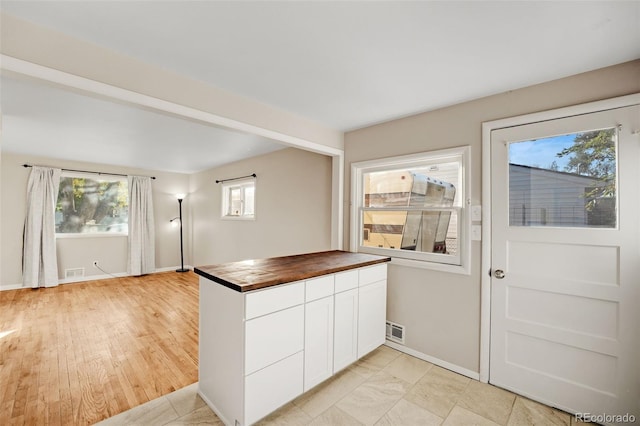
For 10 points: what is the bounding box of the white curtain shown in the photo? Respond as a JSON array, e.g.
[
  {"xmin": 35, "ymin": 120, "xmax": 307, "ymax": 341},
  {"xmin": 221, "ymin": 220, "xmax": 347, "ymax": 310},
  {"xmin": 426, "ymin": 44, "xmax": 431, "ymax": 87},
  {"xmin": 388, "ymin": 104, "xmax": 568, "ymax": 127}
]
[
  {"xmin": 128, "ymin": 176, "xmax": 155, "ymax": 276},
  {"xmin": 23, "ymin": 166, "xmax": 62, "ymax": 288}
]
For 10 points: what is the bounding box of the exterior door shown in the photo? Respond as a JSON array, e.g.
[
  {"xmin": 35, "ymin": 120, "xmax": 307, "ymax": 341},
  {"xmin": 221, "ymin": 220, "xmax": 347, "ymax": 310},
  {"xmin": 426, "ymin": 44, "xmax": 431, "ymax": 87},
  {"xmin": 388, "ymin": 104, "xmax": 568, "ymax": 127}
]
[{"xmin": 489, "ymin": 105, "xmax": 639, "ymax": 422}]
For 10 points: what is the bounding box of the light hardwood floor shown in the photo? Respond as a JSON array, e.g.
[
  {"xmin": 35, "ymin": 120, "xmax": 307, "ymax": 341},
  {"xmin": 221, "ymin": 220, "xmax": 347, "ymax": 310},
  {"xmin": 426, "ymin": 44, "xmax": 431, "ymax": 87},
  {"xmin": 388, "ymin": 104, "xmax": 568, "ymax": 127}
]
[{"xmin": 0, "ymin": 272, "xmax": 199, "ymax": 425}]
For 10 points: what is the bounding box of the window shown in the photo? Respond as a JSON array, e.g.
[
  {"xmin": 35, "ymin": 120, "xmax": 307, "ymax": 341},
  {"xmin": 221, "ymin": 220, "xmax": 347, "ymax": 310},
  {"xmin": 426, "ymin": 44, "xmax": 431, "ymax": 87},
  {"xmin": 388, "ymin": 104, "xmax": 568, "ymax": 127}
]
[
  {"xmin": 56, "ymin": 173, "xmax": 128, "ymax": 235},
  {"xmin": 222, "ymin": 179, "xmax": 255, "ymax": 220},
  {"xmin": 351, "ymin": 146, "xmax": 470, "ymax": 272},
  {"xmin": 508, "ymin": 128, "xmax": 617, "ymax": 228}
]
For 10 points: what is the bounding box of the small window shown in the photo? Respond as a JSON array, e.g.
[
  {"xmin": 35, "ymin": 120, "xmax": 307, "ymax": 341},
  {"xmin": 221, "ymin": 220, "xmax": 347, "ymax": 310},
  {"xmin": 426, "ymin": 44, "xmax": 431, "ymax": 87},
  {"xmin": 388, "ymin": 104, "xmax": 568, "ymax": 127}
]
[
  {"xmin": 222, "ymin": 179, "xmax": 255, "ymax": 220},
  {"xmin": 56, "ymin": 173, "xmax": 128, "ymax": 235},
  {"xmin": 351, "ymin": 146, "xmax": 470, "ymax": 272}
]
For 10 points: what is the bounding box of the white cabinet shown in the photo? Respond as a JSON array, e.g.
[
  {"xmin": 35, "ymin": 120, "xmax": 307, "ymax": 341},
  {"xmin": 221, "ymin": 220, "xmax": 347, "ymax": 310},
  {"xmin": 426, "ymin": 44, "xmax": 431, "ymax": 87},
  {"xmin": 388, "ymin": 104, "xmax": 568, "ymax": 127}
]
[
  {"xmin": 305, "ymin": 275, "xmax": 334, "ymax": 302},
  {"xmin": 359, "ymin": 263, "xmax": 387, "ymax": 286},
  {"xmin": 357, "ymin": 266, "xmax": 387, "ymax": 358},
  {"xmin": 245, "ymin": 352, "xmax": 304, "ymax": 425},
  {"xmin": 304, "ymin": 296, "xmax": 334, "ymax": 391},
  {"xmin": 335, "ymin": 269, "xmax": 358, "ymax": 293},
  {"xmin": 333, "ymin": 288, "xmax": 359, "ymax": 372},
  {"xmin": 199, "ymin": 280, "xmax": 305, "ymax": 426},
  {"xmin": 245, "ymin": 305, "xmax": 304, "ymax": 374},
  {"xmin": 198, "ymin": 260, "xmax": 387, "ymax": 426},
  {"xmin": 245, "ymin": 281, "xmax": 304, "ymax": 319}
]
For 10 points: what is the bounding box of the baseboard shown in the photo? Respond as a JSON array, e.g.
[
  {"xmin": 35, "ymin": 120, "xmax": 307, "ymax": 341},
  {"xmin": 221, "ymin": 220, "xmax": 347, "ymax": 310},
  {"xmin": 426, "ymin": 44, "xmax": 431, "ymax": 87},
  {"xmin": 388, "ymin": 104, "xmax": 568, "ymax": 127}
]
[
  {"xmin": 58, "ymin": 272, "xmax": 128, "ymax": 284},
  {"xmin": 197, "ymin": 387, "xmax": 234, "ymax": 426},
  {"xmin": 155, "ymin": 265, "xmax": 194, "ymax": 273},
  {"xmin": 384, "ymin": 340, "xmax": 480, "ymax": 381},
  {"xmin": 0, "ymin": 283, "xmax": 24, "ymax": 291},
  {"xmin": 0, "ymin": 265, "xmax": 194, "ymax": 291}
]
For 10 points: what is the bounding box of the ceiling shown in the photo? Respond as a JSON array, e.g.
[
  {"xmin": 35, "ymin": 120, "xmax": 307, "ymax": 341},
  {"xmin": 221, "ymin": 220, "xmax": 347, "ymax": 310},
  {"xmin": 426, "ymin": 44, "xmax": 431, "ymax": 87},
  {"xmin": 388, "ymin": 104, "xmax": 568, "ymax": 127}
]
[
  {"xmin": 1, "ymin": 1, "xmax": 639, "ymax": 173},
  {"xmin": 1, "ymin": 75, "xmax": 286, "ymax": 174}
]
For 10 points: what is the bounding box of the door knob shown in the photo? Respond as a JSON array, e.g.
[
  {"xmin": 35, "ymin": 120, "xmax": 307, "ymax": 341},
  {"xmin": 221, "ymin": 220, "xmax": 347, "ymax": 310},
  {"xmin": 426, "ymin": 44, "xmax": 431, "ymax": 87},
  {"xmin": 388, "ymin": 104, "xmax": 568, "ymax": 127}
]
[{"xmin": 493, "ymin": 269, "xmax": 505, "ymax": 279}]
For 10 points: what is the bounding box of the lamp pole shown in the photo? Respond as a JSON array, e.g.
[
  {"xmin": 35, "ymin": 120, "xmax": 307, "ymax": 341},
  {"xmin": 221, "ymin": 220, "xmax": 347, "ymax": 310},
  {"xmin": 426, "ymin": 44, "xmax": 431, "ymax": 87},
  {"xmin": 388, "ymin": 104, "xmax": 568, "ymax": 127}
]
[{"xmin": 176, "ymin": 196, "xmax": 188, "ymax": 273}]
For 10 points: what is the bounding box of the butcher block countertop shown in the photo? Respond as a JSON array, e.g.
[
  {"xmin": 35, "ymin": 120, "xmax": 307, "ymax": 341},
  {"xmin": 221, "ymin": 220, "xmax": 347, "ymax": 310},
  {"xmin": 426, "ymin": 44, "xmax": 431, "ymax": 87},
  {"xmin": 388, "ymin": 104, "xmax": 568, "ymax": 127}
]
[{"xmin": 194, "ymin": 250, "xmax": 391, "ymax": 292}]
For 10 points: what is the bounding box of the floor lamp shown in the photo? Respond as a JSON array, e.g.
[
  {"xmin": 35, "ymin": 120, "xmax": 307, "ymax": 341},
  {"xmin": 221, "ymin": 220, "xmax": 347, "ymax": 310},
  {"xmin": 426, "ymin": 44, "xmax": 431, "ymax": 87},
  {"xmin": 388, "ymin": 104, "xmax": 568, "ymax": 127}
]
[{"xmin": 171, "ymin": 193, "xmax": 189, "ymax": 273}]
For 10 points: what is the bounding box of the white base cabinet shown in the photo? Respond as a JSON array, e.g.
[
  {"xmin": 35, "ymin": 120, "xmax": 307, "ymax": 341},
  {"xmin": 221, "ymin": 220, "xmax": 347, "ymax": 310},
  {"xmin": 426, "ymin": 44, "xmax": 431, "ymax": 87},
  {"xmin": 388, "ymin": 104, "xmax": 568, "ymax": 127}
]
[
  {"xmin": 333, "ymin": 268, "xmax": 361, "ymax": 373},
  {"xmin": 245, "ymin": 352, "xmax": 304, "ymax": 425},
  {"xmin": 357, "ymin": 279, "xmax": 387, "ymax": 358},
  {"xmin": 304, "ymin": 296, "xmax": 334, "ymax": 391},
  {"xmin": 199, "ymin": 262, "xmax": 387, "ymax": 426}
]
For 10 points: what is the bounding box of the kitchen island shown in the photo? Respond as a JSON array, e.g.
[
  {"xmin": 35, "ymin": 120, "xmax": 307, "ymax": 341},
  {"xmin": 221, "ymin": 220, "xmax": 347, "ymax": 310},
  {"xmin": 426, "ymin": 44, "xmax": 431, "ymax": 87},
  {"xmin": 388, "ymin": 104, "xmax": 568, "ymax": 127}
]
[{"xmin": 194, "ymin": 250, "xmax": 390, "ymax": 426}]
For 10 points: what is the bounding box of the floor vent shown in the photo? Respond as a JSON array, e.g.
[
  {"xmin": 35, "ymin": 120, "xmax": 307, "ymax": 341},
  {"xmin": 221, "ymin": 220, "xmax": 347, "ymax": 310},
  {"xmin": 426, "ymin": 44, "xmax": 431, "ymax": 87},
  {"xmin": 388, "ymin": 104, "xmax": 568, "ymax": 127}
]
[
  {"xmin": 386, "ymin": 321, "xmax": 405, "ymax": 345},
  {"xmin": 65, "ymin": 268, "xmax": 85, "ymax": 279}
]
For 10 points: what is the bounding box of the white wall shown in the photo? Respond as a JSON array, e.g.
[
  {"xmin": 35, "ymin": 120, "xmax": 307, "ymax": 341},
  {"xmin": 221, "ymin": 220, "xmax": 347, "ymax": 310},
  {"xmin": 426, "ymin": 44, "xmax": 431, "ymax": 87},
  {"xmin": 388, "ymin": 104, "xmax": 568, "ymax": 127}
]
[
  {"xmin": 0, "ymin": 152, "xmax": 190, "ymax": 288},
  {"xmin": 344, "ymin": 60, "xmax": 640, "ymax": 374},
  {"xmin": 190, "ymin": 148, "xmax": 333, "ymax": 266}
]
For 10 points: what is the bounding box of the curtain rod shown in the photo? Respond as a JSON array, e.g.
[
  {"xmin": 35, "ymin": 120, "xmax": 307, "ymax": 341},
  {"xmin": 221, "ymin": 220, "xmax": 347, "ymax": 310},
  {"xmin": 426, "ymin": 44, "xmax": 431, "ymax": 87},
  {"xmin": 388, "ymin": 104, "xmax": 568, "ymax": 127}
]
[
  {"xmin": 22, "ymin": 164, "xmax": 156, "ymax": 179},
  {"xmin": 215, "ymin": 173, "xmax": 257, "ymax": 184}
]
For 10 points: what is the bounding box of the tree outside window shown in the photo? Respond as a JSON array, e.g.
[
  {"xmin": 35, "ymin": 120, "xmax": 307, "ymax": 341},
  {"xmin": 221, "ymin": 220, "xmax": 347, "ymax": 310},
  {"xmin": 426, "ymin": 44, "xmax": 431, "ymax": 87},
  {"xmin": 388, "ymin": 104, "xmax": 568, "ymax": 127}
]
[{"xmin": 56, "ymin": 175, "xmax": 128, "ymax": 234}]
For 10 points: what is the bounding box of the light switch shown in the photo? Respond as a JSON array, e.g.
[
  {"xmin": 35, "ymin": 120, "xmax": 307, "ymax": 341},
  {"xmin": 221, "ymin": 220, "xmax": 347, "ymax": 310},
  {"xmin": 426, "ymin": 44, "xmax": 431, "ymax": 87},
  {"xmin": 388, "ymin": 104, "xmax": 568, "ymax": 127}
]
[
  {"xmin": 472, "ymin": 225, "xmax": 482, "ymax": 241},
  {"xmin": 471, "ymin": 205, "xmax": 482, "ymax": 221}
]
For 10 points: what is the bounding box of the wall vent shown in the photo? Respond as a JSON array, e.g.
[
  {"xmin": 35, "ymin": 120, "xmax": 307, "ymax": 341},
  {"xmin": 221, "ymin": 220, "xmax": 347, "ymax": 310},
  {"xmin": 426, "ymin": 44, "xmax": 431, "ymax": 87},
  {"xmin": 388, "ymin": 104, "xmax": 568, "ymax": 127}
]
[
  {"xmin": 65, "ymin": 268, "xmax": 85, "ymax": 279},
  {"xmin": 386, "ymin": 321, "xmax": 405, "ymax": 345}
]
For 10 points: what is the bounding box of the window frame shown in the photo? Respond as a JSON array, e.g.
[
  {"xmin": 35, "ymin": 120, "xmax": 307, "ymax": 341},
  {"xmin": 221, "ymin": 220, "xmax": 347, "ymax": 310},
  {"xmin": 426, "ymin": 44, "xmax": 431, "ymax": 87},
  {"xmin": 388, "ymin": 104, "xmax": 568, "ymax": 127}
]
[
  {"xmin": 350, "ymin": 146, "xmax": 471, "ymax": 274},
  {"xmin": 55, "ymin": 171, "xmax": 129, "ymax": 238},
  {"xmin": 221, "ymin": 178, "xmax": 256, "ymax": 220}
]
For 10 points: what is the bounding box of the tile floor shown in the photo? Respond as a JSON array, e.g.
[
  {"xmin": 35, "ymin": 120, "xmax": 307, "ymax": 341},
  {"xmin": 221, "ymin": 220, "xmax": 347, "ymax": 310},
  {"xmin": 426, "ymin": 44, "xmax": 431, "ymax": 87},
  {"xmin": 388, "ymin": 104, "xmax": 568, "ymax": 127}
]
[{"xmin": 96, "ymin": 346, "xmax": 588, "ymax": 426}]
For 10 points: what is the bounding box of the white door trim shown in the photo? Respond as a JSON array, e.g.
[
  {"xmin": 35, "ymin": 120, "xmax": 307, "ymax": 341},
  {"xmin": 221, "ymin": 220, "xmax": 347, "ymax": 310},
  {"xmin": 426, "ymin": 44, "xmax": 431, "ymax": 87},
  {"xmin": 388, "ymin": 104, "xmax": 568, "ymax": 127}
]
[{"xmin": 479, "ymin": 92, "xmax": 640, "ymax": 383}]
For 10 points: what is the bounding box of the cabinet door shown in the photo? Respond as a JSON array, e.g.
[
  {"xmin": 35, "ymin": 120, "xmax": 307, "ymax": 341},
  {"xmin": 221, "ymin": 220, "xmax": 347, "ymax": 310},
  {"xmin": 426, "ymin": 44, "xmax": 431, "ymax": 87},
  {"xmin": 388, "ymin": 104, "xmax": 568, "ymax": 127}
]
[
  {"xmin": 357, "ymin": 280, "xmax": 387, "ymax": 358},
  {"xmin": 304, "ymin": 296, "xmax": 334, "ymax": 392},
  {"xmin": 333, "ymin": 288, "xmax": 358, "ymax": 373}
]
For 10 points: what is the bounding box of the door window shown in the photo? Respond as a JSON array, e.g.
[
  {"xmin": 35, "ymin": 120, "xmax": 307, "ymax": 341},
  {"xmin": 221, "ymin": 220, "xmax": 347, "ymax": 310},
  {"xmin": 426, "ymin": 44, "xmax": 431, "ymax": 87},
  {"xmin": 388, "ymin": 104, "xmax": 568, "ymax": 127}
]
[{"xmin": 508, "ymin": 128, "xmax": 617, "ymax": 228}]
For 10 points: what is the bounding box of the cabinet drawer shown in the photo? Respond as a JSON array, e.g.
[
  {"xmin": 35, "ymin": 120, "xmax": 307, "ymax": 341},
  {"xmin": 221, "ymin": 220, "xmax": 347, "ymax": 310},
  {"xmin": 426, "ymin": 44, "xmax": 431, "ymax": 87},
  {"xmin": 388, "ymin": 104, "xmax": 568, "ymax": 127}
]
[
  {"xmin": 245, "ymin": 351, "xmax": 303, "ymax": 425},
  {"xmin": 359, "ymin": 264, "xmax": 387, "ymax": 286},
  {"xmin": 245, "ymin": 281, "xmax": 304, "ymax": 320},
  {"xmin": 305, "ymin": 275, "xmax": 334, "ymax": 302},
  {"xmin": 245, "ymin": 305, "xmax": 304, "ymax": 375},
  {"xmin": 335, "ymin": 269, "xmax": 358, "ymax": 293}
]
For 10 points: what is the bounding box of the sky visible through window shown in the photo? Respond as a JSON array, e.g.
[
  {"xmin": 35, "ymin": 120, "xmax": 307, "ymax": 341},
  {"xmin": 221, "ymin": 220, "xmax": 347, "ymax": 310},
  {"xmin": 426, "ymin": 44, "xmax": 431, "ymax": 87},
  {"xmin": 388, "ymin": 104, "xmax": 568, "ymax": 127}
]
[{"xmin": 509, "ymin": 134, "xmax": 575, "ymax": 170}]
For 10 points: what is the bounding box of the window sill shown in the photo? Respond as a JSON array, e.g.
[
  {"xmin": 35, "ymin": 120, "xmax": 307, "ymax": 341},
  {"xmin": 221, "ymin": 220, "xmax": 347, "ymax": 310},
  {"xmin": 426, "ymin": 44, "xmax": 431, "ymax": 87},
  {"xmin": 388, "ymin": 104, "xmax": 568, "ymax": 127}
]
[
  {"xmin": 221, "ymin": 215, "xmax": 255, "ymax": 221},
  {"xmin": 388, "ymin": 256, "xmax": 470, "ymax": 275},
  {"xmin": 55, "ymin": 232, "xmax": 128, "ymax": 239},
  {"xmin": 356, "ymin": 246, "xmax": 469, "ymax": 275}
]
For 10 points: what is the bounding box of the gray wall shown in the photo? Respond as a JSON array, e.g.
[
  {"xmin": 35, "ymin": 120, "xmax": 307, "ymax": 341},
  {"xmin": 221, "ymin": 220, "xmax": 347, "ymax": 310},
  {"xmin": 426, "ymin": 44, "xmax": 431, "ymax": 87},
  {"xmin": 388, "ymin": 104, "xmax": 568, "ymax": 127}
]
[
  {"xmin": 1, "ymin": 152, "xmax": 190, "ymax": 288},
  {"xmin": 344, "ymin": 60, "xmax": 640, "ymax": 373},
  {"xmin": 189, "ymin": 147, "xmax": 333, "ymax": 266}
]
